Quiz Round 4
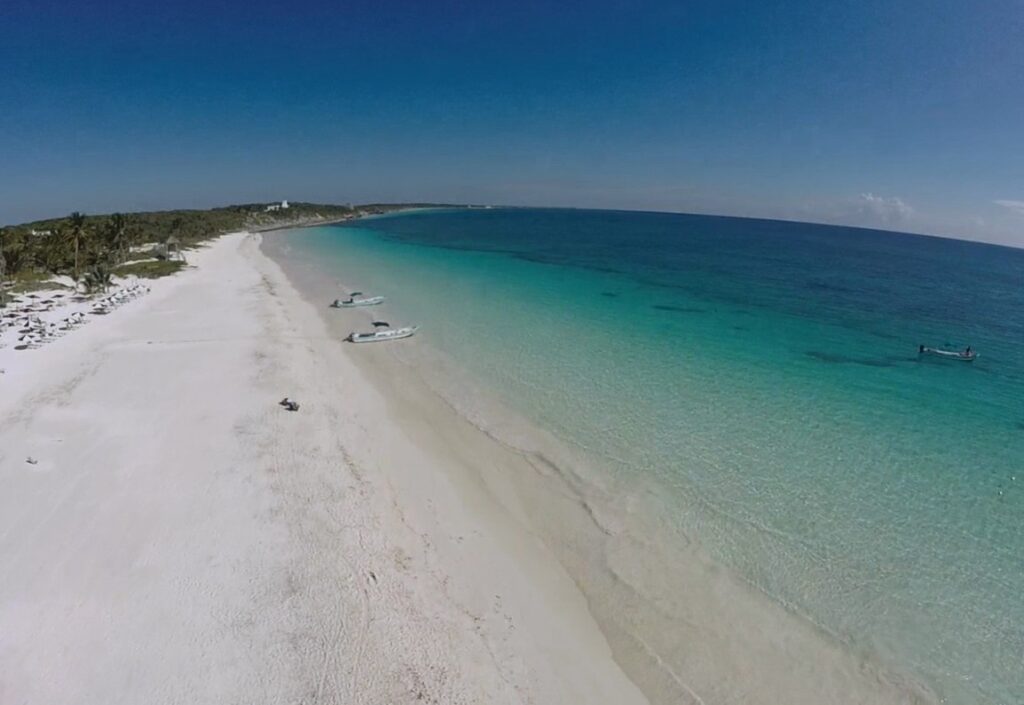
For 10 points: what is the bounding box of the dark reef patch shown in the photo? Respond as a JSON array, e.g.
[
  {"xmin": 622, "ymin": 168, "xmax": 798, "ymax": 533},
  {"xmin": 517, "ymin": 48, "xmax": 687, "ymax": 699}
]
[
  {"xmin": 805, "ymin": 350, "xmax": 896, "ymax": 368},
  {"xmin": 652, "ymin": 304, "xmax": 707, "ymax": 314},
  {"xmin": 805, "ymin": 278, "xmax": 854, "ymax": 294}
]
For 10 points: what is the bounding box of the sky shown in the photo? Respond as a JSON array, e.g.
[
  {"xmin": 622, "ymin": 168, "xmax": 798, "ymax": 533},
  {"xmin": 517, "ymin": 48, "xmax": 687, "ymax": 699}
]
[{"xmin": 2, "ymin": 0, "xmax": 1023, "ymax": 245}]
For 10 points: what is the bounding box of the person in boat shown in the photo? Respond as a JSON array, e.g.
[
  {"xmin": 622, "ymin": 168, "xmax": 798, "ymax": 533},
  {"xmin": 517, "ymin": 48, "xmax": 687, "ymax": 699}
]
[
  {"xmin": 919, "ymin": 344, "xmax": 925, "ymax": 354},
  {"xmin": 965, "ymin": 346, "xmax": 972, "ymax": 356}
]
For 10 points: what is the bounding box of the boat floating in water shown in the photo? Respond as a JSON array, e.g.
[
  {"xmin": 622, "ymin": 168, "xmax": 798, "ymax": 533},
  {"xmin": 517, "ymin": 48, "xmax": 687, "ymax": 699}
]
[
  {"xmin": 919, "ymin": 345, "xmax": 976, "ymax": 362},
  {"xmin": 347, "ymin": 325, "xmax": 418, "ymax": 343},
  {"xmin": 332, "ymin": 293, "xmax": 385, "ymax": 308}
]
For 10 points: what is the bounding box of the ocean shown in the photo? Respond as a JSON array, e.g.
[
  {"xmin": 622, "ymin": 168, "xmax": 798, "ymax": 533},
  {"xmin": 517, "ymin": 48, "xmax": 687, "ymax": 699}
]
[{"xmin": 272, "ymin": 208, "xmax": 1023, "ymax": 704}]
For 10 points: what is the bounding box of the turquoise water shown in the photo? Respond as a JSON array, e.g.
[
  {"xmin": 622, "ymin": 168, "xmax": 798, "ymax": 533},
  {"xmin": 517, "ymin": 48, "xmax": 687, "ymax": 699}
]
[{"xmin": 282, "ymin": 209, "xmax": 1023, "ymax": 704}]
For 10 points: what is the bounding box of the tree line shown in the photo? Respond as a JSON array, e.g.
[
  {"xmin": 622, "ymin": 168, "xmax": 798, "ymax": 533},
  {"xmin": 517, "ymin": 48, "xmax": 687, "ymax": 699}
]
[
  {"xmin": 0, "ymin": 201, "xmax": 458, "ymax": 297},
  {"xmin": 0, "ymin": 202, "xmax": 358, "ymax": 291},
  {"xmin": 0, "ymin": 211, "xmax": 137, "ymax": 294}
]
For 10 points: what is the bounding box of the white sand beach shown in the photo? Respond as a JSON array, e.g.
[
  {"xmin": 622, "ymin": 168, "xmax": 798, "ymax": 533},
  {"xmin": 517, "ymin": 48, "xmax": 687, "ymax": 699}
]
[{"xmin": 0, "ymin": 233, "xmax": 649, "ymax": 705}]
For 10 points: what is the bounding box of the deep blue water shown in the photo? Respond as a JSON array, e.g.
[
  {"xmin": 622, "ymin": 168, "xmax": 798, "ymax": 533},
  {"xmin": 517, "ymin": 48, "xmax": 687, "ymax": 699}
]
[{"xmin": 363, "ymin": 209, "xmax": 1024, "ymax": 366}]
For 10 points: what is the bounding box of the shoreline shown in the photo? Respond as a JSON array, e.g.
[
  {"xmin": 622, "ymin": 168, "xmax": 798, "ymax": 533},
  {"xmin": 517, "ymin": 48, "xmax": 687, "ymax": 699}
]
[
  {"xmin": 263, "ymin": 225, "xmax": 942, "ymax": 705},
  {"xmin": 0, "ymin": 232, "xmax": 648, "ymax": 704},
  {"xmin": 0, "ymin": 227, "xmax": 944, "ymax": 704}
]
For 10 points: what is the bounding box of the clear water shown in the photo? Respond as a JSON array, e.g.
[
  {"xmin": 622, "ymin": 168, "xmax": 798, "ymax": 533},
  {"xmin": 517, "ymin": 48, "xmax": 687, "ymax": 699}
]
[{"xmin": 281, "ymin": 208, "xmax": 1024, "ymax": 704}]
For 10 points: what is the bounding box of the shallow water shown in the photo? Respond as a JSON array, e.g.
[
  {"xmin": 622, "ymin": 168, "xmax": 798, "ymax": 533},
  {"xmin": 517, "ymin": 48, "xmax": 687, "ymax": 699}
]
[{"xmin": 279, "ymin": 208, "xmax": 1024, "ymax": 704}]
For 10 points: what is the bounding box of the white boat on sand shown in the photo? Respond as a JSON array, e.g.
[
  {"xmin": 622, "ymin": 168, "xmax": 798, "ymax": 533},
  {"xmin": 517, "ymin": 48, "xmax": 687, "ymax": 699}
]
[{"xmin": 347, "ymin": 325, "xmax": 418, "ymax": 343}]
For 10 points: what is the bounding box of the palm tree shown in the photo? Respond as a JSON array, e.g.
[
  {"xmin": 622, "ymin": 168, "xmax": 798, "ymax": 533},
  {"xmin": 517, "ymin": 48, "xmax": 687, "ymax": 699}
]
[
  {"xmin": 0, "ymin": 229, "xmax": 7, "ymax": 308},
  {"xmin": 68, "ymin": 212, "xmax": 87, "ymax": 281},
  {"xmin": 1, "ymin": 228, "xmax": 28, "ymax": 273},
  {"xmin": 106, "ymin": 213, "xmax": 131, "ymax": 265},
  {"xmin": 42, "ymin": 226, "xmax": 69, "ymax": 274},
  {"xmin": 12, "ymin": 230, "xmax": 33, "ymax": 273},
  {"xmin": 83, "ymin": 262, "xmax": 113, "ymax": 294}
]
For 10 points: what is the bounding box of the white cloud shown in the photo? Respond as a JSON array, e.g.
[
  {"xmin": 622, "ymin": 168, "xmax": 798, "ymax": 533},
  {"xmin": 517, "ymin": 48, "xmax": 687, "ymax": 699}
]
[
  {"xmin": 853, "ymin": 193, "xmax": 914, "ymax": 225},
  {"xmin": 994, "ymin": 199, "xmax": 1024, "ymax": 217}
]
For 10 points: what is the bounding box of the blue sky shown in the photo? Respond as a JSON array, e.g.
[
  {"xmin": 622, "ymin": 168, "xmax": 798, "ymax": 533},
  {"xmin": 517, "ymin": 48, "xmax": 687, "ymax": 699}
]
[{"xmin": 2, "ymin": 0, "xmax": 1023, "ymax": 245}]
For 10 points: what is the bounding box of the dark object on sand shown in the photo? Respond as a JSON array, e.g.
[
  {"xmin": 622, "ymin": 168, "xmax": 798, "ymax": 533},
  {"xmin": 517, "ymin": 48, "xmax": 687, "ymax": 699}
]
[{"xmin": 279, "ymin": 397, "xmax": 300, "ymax": 412}]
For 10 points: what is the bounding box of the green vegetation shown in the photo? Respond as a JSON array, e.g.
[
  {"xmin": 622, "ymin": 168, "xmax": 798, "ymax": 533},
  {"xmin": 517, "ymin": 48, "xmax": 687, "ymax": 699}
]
[
  {"xmin": 0, "ymin": 201, "xmax": 452, "ymax": 293},
  {"xmin": 82, "ymin": 262, "xmax": 114, "ymax": 294},
  {"xmin": 114, "ymin": 260, "xmax": 186, "ymax": 278},
  {"xmin": 0, "ymin": 270, "xmax": 71, "ymax": 296},
  {"xmin": 8, "ymin": 278, "xmax": 73, "ymax": 294},
  {"xmin": 8, "ymin": 269, "xmax": 53, "ymax": 285}
]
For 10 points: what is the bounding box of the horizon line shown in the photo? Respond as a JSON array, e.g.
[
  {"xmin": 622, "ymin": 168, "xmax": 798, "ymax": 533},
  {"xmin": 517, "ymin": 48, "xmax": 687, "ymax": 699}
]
[{"xmin": 6, "ymin": 200, "xmax": 1021, "ymax": 252}]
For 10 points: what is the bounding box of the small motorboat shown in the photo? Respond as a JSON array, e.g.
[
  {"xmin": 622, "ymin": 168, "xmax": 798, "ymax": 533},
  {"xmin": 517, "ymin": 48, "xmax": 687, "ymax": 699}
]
[
  {"xmin": 331, "ymin": 294, "xmax": 385, "ymax": 308},
  {"xmin": 919, "ymin": 345, "xmax": 976, "ymax": 362},
  {"xmin": 347, "ymin": 325, "xmax": 418, "ymax": 343}
]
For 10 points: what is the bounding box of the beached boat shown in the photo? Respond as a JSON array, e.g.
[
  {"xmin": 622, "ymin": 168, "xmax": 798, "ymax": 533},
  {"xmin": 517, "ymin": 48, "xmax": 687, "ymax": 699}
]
[
  {"xmin": 347, "ymin": 325, "xmax": 418, "ymax": 343},
  {"xmin": 919, "ymin": 345, "xmax": 976, "ymax": 361},
  {"xmin": 331, "ymin": 295, "xmax": 385, "ymax": 308}
]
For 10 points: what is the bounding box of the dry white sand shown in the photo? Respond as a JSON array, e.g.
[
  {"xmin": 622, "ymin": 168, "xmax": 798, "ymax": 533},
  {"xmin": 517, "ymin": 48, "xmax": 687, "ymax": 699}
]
[{"xmin": 0, "ymin": 233, "xmax": 649, "ymax": 705}]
